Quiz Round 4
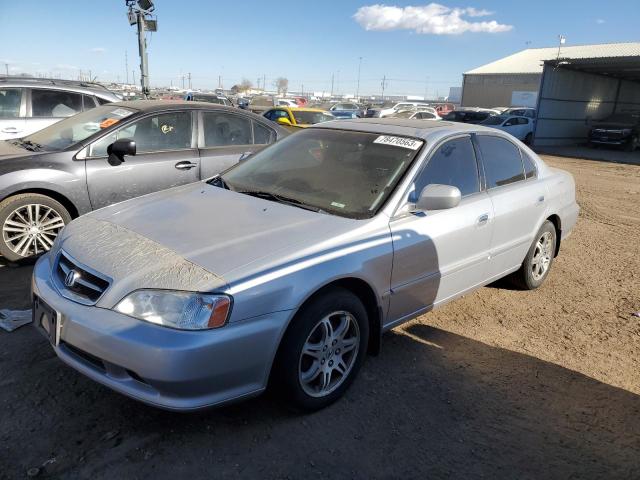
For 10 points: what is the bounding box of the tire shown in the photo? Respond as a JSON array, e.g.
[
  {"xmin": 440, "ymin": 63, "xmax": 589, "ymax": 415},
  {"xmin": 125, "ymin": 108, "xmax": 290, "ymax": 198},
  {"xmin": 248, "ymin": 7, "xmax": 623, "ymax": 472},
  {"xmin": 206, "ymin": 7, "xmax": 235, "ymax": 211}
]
[
  {"xmin": 0, "ymin": 194, "xmax": 71, "ymax": 262},
  {"xmin": 524, "ymin": 132, "xmax": 533, "ymax": 145},
  {"xmin": 510, "ymin": 220, "xmax": 557, "ymax": 290},
  {"xmin": 624, "ymin": 135, "xmax": 639, "ymax": 152},
  {"xmin": 271, "ymin": 287, "xmax": 369, "ymax": 411}
]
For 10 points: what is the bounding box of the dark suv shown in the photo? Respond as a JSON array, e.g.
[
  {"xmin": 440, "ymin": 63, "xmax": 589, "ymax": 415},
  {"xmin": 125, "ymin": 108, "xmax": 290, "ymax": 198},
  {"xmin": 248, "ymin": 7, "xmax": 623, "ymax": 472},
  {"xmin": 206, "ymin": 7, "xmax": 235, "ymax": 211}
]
[
  {"xmin": 588, "ymin": 113, "xmax": 640, "ymax": 151},
  {"xmin": 0, "ymin": 101, "xmax": 287, "ymax": 261},
  {"xmin": 442, "ymin": 109, "xmax": 493, "ymax": 124}
]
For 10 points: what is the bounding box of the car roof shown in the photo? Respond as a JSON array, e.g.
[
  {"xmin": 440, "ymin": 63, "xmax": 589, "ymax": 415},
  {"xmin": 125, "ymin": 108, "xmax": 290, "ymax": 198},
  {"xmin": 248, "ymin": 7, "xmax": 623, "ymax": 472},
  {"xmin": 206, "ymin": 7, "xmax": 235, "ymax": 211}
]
[
  {"xmin": 108, "ymin": 99, "xmax": 244, "ymax": 112},
  {"xmin": 311, "ymin": 118, "xmax": 500, "ymax": 140},
  {"xmin": 0, "ymin": 77, "xmax": 119, "ymax": 100}
]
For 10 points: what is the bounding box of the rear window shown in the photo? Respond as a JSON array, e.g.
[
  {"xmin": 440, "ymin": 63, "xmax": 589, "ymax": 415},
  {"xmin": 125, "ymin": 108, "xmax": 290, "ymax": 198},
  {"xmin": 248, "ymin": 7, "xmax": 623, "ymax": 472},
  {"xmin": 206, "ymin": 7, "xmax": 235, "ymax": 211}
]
[{"xmin": 0, "ymin": 88, "xmax": 22, "ymax": 118}]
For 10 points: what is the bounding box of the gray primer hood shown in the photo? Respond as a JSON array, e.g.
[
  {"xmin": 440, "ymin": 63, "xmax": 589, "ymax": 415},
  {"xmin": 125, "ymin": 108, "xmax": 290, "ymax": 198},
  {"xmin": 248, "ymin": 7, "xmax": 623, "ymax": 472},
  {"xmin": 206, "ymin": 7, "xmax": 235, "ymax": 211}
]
[
  {"xmin": 57, "ymin": 216, "xmax": 226, "ymax": 307},
  {"xmin": 82, "ymin": 182, "xmax": 355, "ymax": 283}
]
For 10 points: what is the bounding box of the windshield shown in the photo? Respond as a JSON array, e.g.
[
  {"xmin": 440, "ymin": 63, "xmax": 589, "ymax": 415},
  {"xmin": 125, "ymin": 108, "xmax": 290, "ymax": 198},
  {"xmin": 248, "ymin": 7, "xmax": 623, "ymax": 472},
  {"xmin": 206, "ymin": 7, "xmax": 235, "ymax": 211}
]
[
  {"xmin": 481, "ymin": 116, "xmax": 507, "ymax": 125},
  {"xmin": 220, "ymin": 128, "xmax": 423, "ymax": 219},
  {"xmin": 291, "ymin": 111, "xmax": 335, "ymax": 125},
  {"xmin": 22, "ymin": 105, "xmax": 136, "ymax": 151}
]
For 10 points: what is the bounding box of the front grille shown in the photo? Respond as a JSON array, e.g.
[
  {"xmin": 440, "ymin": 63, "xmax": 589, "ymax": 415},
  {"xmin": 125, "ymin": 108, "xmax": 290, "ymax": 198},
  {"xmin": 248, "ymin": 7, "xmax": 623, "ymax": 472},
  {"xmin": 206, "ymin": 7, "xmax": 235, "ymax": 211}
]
[{"xmin": 54, "ymin": 250, "xmax": 111, "ymax": 305}]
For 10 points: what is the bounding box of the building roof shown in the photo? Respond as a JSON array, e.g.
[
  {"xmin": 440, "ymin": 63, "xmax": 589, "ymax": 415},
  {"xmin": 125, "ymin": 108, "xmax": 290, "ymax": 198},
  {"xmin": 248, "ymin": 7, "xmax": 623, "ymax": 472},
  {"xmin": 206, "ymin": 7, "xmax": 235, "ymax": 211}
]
[{"xmin": 465, "ymin": 42, "xmax": 640, "ymax": 75}]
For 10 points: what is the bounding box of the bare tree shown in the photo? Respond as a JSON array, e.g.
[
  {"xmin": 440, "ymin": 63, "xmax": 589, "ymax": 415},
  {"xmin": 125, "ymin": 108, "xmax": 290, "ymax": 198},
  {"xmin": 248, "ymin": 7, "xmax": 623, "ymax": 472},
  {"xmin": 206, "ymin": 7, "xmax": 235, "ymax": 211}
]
[
  {"xmin": 239, "ymin": 78, "xmax": 253, "ymax": 93},
  {"xmin": 274, "ymin": 77, "xmax": 288, "ymax": 95}
]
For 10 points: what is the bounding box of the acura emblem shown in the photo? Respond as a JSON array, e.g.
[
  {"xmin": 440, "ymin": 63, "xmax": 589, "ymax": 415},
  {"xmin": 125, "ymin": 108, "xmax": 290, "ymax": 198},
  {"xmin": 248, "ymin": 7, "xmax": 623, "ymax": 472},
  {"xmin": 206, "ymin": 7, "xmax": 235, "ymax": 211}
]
[{"xmin": 64, "ymin": 270, "xmax": 80, "ymax": 288}]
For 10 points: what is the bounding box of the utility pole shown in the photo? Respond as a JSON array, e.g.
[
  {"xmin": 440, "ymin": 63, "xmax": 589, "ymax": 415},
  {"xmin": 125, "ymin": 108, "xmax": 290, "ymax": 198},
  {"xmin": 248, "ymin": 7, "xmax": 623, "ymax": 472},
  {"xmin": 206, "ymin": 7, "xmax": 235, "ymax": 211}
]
[
  {"xmin": 4, "ymin": 63, "xmax": 8, "ymax": 76},
  {"xmin": 218, "ymin": 75, "xmax": 222, "ymax": 89},
  {"xmin": 330, "ymin": 73, "xmax": 334, "ymax": 97},
  {"xmin": 381, "ymin": 75, "xmax": 386, "ymax": 99},
  {"xmin": 424, "ymin": 76, "xmax": 429, "ymax": 101},
  {"xmin": 356, "ymin": 57, "xmax": 362, "ymax": 101},
  {"xmin": 336, "ymin": 70, "xmax": 340, "ymax": 96},
  {"xmin": 187, "ymin": 72, "xmax": 191, "ymax": 89},
  {"xmin": 125, "ymin": 51, "xmax": 129, "ymax": 84},
  {"xmin": 126, "ymin": 1, "xmax": 156, "ymax": 98},
  {"xmin": 301, "ymin": 84, "xmax": 304, "ymax": 97},
  {"xmin": 263, "ymin": 74, "xmax": 266, "ymax": 92},
  {"xmin": 256, "ymin": 77, "xmax": 260, "ymax": 90},
  {"xmin": 556, "ymin": 34, "xmax": 566, "ymax": 61},
  {"xmin": 136, "ymin": 9, "xmax": 149, "ymax": 97},
  {"xmin": 132, "ymin": 70, "xmax": 136, "ymax": 87}
]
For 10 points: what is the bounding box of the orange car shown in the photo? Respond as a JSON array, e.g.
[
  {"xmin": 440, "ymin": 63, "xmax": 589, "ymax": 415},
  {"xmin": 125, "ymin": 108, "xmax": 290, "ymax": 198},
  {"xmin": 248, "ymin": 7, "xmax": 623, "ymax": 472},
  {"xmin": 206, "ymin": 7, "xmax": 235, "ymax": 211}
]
[{"xmin": 263, "ymin": 107, "xmax": 335, "ymax": 129}]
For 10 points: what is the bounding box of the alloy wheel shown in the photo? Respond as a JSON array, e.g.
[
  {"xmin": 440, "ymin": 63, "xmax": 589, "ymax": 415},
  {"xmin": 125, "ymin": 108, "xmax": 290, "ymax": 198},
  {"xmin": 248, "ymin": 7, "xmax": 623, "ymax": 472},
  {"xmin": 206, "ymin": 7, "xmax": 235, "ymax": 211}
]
[
  {"xmin": 298, "ymin": 311, "xmax": 360, "ymax": 398},
  {"xmin": 2, "ymin": 204, "xmax": 65, "ymax": 257},
  {"xmin": 531, "ymin": 231, "xmax": 553, "ymax": 281}
]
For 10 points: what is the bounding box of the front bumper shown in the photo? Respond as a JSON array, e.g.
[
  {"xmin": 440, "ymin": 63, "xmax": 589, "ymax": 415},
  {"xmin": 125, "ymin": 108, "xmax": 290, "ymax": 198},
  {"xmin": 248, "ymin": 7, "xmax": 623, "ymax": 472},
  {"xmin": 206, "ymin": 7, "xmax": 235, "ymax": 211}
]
[{"xmin": 32, "ymin": 255, "xmax": 291, "ymax": 411}]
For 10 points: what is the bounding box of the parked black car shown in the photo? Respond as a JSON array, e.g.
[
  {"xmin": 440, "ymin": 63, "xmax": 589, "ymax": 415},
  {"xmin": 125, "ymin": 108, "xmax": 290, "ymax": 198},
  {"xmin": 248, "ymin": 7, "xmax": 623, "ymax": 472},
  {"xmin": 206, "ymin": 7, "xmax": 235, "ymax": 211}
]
[
  {"xmin": 588, "ymin": 113, "xmax": 640, "ymax": 151},
  {"xmin": 441, "ymin": 109, "xmax": 494, "ymax": 124},
  {"xmin": 0, "ymin": 101, "xmax": 287, "ymax": 261}
]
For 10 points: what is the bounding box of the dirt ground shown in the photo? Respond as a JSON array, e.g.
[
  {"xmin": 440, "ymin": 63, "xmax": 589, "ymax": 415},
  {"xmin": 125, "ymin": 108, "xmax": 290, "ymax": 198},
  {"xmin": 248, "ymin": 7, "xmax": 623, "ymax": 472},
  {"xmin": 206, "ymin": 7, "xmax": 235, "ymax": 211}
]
[{"xmin": 0, "ymin": 155, "xmax": 639, "ymax": 479}]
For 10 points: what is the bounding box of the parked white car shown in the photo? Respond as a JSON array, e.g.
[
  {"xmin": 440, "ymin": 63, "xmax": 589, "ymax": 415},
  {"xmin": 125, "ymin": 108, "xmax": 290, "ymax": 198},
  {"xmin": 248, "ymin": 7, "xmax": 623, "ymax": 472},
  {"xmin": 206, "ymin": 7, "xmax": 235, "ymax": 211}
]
[{"xmin": 481, "ymin": 115, "xmax": 534, "ymax": 144}]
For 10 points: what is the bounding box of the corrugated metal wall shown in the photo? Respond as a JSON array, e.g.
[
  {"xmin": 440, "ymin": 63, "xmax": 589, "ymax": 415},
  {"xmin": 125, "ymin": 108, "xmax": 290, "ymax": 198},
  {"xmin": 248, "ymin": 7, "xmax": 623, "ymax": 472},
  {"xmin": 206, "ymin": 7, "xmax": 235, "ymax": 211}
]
[
  {"xmin": 461, "ymin": 73, "xmax": 540, "ymax": 107},
  {"xmin": 534, "ymin": 66, "xmax": 640, "ymax": 146}
]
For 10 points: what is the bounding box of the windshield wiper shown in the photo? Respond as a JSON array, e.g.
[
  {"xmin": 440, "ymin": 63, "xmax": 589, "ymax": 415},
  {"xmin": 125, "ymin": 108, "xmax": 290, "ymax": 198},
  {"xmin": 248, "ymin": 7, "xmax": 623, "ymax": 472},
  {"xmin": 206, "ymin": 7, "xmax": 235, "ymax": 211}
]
[
  {"xmin": 240, "ymin": 190, "xmax": 326, "ymax": 213},
  {"xmin": 12, "ymin": 139, "xmax": 43, "ymax": 152}
]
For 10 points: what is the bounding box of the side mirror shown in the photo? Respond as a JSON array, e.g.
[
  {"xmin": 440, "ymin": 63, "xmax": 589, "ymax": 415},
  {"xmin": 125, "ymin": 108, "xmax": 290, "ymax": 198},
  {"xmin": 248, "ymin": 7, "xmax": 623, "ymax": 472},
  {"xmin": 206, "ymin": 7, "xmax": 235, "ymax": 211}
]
[
  {"xmin": 107, "ymin": 138, "xmax": 136, "ymax": 166},
  {"xmin": 414, "ymin": 184, "xmax": 461, "ymax": 211},
  {"xmin": 276, "ymin": 117, "xmax": 292, "ymax": 126}
]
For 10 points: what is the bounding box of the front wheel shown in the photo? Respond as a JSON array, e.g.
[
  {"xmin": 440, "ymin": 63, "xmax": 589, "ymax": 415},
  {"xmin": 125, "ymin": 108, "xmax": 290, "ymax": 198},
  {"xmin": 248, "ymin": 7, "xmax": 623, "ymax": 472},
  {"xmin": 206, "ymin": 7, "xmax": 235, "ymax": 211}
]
[
  {"xmin": 510, "ymin": 220, "xmax": 557, "ymax": 290},
  {"xmin": 524, "ymin": 132, "xmax": 533, "ymax": 145},
  {"xmin": 272, "ymin": 288, "xmax": 369, "ymax": 411},
  {"xmin": 0, "ymin": 194, "xmax": 71, "ymax": 262},
  {"xmin": 624, "ymin": 135, "xmax": 639, "ymax": 152}
]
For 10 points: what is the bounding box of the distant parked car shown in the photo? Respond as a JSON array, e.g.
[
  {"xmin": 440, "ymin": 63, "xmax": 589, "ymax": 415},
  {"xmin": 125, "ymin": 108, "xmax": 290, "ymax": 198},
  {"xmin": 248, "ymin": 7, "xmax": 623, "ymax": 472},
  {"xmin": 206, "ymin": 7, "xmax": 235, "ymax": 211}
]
[
  {"xmin": 588, "ymin": 112, "xmax": 640, "ymax": 151},
  {"xmin": 0, "ymin": 77, "xmax": 119, "ymax": 140},
  {"xmin": 502, "ymin": 107, "xmax": 536, "ymax": 119},
  {"xmin": 184, "ymin": 92, "xmax": 232, "ymax": 106},
  {"xmin": 442, "ymin": 109, "xmax": 494, "ymax": 124},
  {"xmin": 388, "ymin": 110, "xmax": 441, "ymax": 120},
  {"xmin": 248, "ymin": 96, "xmax": 297, "ymax": 114},
  {"xmin": 366, "ymin": 101, "xmax": 431, "ymax": 118},
  {"xmin": 329, "ymin": 111, "xmax": 359, "ymax": 119},
  {"xmin": 481, "ymin": 115, "xmax": 534, "ymax": 144},
  {"xmin": 235, "ymin": 97, "xmax": 249, "ymax": 109},
  {"xmin": 329, "ymin": 102, "xmax": 364, "ymax": 117},
  {"xmin": 0, "ymin": 101, "xmax": 287, "ymax": 261},
  {"xmin": 263, "ymin": 107, "xmax": 334, "ymax": 128}
]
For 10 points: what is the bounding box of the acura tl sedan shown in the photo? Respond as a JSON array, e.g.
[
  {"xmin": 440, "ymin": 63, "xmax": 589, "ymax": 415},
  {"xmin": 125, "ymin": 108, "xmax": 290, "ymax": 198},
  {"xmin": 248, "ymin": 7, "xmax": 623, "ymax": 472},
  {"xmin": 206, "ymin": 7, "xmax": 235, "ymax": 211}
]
[
  {"xmin": 0, "ymin": 101, "xmax": 287, "ymax": 261},
  {"xmin": 32, "ymin": 119, "xmax": 579, "ymax": 411}
]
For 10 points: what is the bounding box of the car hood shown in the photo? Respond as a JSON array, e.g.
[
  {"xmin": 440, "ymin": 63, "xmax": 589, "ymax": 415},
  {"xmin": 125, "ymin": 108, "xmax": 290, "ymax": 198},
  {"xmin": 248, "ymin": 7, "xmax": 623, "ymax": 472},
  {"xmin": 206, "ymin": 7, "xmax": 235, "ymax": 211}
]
[
  {"xmin": 57, "ymin": 182, "xmax": 356, "ymax": 303},
  {"xmin": 592, "ymin": 122, "xmax": 636, "ymax": 130},
  {"xmin": 0, "ymin": 140, "xmax": 41, "ymax": 160}
]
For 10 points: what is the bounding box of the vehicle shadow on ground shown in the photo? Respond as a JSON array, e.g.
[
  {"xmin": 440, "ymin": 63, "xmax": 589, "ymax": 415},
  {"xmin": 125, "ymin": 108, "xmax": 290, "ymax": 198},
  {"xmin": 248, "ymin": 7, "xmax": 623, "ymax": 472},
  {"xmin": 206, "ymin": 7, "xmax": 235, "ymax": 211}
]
[{"xmin": 2, "ymin": 262, "xmax": 638, "ymax": 480}]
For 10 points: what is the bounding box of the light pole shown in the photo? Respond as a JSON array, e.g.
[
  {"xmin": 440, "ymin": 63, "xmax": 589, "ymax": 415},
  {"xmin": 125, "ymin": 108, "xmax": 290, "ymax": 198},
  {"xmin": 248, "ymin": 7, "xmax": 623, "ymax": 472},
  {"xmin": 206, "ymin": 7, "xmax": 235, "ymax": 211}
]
[
  {"xmin": 126, "ymin": 0, "xmax": 157, "ymax": 98},
  {"xmin": 356, "ymin": 57, "xmax": 362, "ymax": 101}
]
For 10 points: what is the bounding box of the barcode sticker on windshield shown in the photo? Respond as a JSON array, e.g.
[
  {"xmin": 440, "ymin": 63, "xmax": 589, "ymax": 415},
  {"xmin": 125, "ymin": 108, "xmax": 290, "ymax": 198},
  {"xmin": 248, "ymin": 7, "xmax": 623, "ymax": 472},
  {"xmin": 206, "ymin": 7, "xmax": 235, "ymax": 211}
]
[
  {"xmin": 110, "ymin": 108, "xmax": 133, "ymax": 118},
  {"xmin": 373, "ymin": 135, "xmax": 423, "ymax": 150}
]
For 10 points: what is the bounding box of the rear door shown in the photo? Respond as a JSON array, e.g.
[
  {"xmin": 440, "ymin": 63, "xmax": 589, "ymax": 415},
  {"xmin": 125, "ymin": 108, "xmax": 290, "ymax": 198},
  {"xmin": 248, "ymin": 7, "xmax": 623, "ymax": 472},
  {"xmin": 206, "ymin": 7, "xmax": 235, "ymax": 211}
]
[
  {"xmin": 474, "ymin": 134, "xmax": 546, "ymax": 277},
  {"xmin": 198, "ymin": 110, "xmax": 277, "ymax": 178},
  {"xmin": 85, "ymin": 110, "xmax": 199, "ymax": 209},
  {"xmin": 0, "ymin": 87, "xmax": 26, "ymax": 139},
  {"xmin": 27, "ymin": 88, "xmax": 84, "ymax": 136}
]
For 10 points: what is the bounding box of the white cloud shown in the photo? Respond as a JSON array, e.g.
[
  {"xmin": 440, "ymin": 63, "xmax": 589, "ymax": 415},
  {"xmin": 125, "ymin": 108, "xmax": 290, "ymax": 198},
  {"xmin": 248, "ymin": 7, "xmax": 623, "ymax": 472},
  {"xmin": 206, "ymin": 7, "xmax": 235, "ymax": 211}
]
[
  {"xmin": 90, "ymin": 47, "xmax": 107, "ymax": 53},
  {"xmin": 596, "ymin": 18, "xmax": 605, "ymax": 24},
  {"xmin": 353, "ymin": 3, "xmax": 513, "ymax": 35}
]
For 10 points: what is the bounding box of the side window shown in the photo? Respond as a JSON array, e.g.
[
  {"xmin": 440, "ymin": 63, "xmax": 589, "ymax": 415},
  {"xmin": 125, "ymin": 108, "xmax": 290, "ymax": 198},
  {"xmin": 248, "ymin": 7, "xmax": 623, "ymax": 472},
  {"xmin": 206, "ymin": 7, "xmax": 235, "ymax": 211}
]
[
  {"xmin": 263, "ymin": 110, "xmax": 274, "ymax": 120},
  {"xmin": 96, "ymin": 97, "xmax": 111, "ymax": 105},
  {"xmin": 202, "ymin": 112, "xmax": 252, "ymax": 147},
  {"xmin": 518, "ymin": 118, "xmax": 529, "ymax": 125},
  {"xmin": 89, "ymin": 111, "xmax": 192, "ymax": 156},
  {"xmin": 522, "ymin": 151, "xmax": 537, "ymax": 179},
  {"xmin": 414, "ymin": 137, "xmax": 479, "ymax": 198},
  {"xmin": 272, "ymin": 109, "xmax": 289, "ymax": 119},
  {"xmin": 31, "ymin": 89, "xmax": 82, "ymax": 117},
  {"xmin": 0, "ymin": 88, "xmax": 22, "ymax": 118},
  {"xmin": 82, "ymin": 95, "xmax": 97, "ymax": 111},
  {"xmin": 253, "ymin": 121, "xmax": 275, "ymax": 144},
  {"xmin": 476, "ymin": 136, "xmax": 525, "ymax": 188}
]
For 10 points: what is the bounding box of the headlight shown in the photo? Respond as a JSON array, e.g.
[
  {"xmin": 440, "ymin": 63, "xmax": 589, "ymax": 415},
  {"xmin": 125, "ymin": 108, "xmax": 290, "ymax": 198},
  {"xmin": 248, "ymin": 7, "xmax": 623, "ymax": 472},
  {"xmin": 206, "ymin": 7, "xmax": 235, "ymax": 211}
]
[{"xmin": 114, "ymin": 290, "xmax": 231, "ymax": 330}]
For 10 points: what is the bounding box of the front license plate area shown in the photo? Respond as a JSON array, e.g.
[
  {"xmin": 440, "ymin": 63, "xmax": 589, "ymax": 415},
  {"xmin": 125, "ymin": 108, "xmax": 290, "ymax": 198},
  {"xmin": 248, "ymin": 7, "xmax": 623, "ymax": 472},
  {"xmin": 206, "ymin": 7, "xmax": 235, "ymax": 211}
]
[{"xmin": 33, "ymin": 296, "xmax": 60, "ymax": 346}]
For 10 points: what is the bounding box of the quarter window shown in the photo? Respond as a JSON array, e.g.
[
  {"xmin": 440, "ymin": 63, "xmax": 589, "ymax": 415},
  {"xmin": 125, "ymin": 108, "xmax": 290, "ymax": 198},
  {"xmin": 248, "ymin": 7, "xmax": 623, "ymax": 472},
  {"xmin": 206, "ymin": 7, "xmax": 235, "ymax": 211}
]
[
  {"xmin": 253, "ymin": 121, "xmax": 275, "ymax": 144},
  {"xmin": 0, "ymin": 88, "xmax": 22, "ymax": 118},
  {"xmin": 82, "ymin": 95, "xmax": 97, "ymax": 111},
  {"xmin": 31, "ymin": 89, "xmax": 82, "ymax": 117},
  {"xmin": 522, "ymin": 151, "xmax": 537, "ymax": 179},
  {"xmin": 414, "ymin": 137, "xmax": 479, "ymax": 198},
  {"xmin": 202, "ymin": 112, "xmax": 252, "ymax": 146},
  {"xmin": 476, "ymin": 136, "xmax": 525, "ymax": 188}
]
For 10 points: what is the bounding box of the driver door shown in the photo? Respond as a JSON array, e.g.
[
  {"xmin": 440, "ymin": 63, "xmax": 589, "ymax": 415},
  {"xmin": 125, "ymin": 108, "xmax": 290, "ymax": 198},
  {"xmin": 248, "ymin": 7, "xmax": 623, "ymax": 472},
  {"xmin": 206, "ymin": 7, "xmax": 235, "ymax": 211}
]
[{"xmin": 85, "ymin": 110, "xmax": 199, "ymax": 209}]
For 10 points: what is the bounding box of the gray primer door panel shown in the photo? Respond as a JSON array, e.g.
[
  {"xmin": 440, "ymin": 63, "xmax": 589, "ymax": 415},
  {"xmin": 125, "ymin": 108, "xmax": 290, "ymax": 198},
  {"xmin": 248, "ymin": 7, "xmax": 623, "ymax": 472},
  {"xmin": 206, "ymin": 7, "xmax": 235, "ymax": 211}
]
[{"xmin": 387, "ymin": 192, "xmax": 493, "ymax": 322}]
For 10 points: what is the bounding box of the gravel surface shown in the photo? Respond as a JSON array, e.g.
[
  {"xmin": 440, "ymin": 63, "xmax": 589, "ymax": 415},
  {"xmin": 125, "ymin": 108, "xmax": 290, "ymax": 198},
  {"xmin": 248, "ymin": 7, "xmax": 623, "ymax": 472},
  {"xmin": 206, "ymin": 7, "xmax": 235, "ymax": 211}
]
[{"xmin": 0, "ymin": 155, "xmax": 638, "ymax": 479}]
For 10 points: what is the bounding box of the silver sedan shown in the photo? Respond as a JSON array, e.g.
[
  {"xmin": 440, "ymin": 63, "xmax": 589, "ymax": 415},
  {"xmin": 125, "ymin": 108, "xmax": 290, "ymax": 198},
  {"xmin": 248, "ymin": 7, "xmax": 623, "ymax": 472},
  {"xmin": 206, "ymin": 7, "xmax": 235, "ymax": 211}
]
[{"xmin": 32, "ymin": 119, "xmax": 579, "ymax": 411}]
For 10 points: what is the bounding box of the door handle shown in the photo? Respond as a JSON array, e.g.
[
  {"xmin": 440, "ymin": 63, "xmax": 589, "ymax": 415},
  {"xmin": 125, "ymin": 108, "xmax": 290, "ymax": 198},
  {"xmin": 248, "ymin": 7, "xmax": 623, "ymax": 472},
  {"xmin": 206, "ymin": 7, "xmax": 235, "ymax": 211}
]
[
  {"xmin": 174, "ymin": 161, "xmax": 198, "ymax": 170},
  {"xmin": 477, "ymin": 213, "xmax": 489, "ymax": 225},
  {"xmin": 537, "ymin": 195, "xmax": 545, "ymax": 203},
  {"xmin": 1, "ymin": 127, "xmax": 21, "ymax": 133}
]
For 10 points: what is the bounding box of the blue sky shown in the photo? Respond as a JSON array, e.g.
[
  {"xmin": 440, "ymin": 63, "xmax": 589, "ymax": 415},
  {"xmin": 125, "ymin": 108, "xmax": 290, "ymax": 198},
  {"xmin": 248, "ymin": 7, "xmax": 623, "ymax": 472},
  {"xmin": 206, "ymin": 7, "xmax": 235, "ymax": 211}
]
[{"xmin": 0, "ymin": 0, "xmax": 637, "ymax": 96}]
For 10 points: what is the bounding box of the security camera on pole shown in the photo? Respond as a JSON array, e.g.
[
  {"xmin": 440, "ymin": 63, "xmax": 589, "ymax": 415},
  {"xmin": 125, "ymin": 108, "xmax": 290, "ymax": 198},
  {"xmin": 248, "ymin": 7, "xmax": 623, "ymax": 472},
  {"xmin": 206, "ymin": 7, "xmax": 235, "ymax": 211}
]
[{"xmin": 126, "ymin": 0, "xmax": 157, "ymax": 98}]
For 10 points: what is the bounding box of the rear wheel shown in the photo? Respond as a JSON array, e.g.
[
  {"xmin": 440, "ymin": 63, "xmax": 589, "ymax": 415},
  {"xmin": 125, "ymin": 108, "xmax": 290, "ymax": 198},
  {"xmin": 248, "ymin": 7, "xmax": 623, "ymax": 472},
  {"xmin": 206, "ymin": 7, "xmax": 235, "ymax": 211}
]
[
  {"xmin": 0, "ymin": 194, "xmax": 71, "ymax": 262},
  {"xmin": 524, "ymin": 132, "xmax": 533, "ymax": 145},
  {"xmin": 510, "ymin": 220, "xmax": 556, "ymax": 290},
  {"xmin": 272, "ymin": 287, "xmax": 369, "ymax": 411},
  {"xmin": 625, "ymin": 135, "xmax": 639, "ymax": 152}
]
